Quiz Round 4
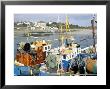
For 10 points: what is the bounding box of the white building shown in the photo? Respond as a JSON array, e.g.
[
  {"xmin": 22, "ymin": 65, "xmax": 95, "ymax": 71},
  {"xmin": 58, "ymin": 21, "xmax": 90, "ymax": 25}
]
[
  {"xmin": 31, "ymin": 27, "xmax": 35, "ymax": 30},
  {"xmin": 49, "ymin": 21, "xmax": 52, "ymax": 24},
  {"xmin": 24, "ymin": 21, "xmax": 30, "ymax": 26},
  {"xmin": 17, "ymin": 22, "xmax": 22, "ymax": 25},
  {"xmin": 35, "ymin": 21, "xmax": 46, "ymax": 30}
]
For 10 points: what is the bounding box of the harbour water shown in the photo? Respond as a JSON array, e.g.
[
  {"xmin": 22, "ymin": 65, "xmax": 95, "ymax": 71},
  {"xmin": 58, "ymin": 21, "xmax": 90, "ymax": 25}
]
[{"xmin": 14, "ymin": 29, "xmax": 97, "ymax": 57}]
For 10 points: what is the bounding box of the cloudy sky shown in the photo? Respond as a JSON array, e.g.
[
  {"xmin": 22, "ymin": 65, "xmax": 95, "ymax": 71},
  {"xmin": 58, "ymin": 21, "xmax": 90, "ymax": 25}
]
[{"xmin": 14, "ymin": 14, "xmax": 96, "ymax": 26}]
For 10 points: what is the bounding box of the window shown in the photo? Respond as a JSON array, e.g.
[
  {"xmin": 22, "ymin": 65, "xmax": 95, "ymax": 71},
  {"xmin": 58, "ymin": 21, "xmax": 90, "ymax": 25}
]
[
  {"xmin": 48, "ymin": 46, "xmax": 50, "ymax": 49},
  {"xmin": 45, "ymin": 47, "xmax": 47, "ymax": 50}
]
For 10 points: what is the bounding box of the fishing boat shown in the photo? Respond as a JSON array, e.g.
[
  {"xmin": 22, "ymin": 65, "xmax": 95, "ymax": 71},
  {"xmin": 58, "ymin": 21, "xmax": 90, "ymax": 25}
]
[
  {"xmin": 14, "ymin": 15, "xmax": 97, "ymax": 76},
  {"xmin": 30, "ymin": 31, "xmax": 53, "ymax": 37},
  {"xmin": 57, "ymin": 15, "xmax": 97, "ymax": 75},
  {"xmin": 15, "ymin": 40, "xmax": 52, "ymax": 67}
]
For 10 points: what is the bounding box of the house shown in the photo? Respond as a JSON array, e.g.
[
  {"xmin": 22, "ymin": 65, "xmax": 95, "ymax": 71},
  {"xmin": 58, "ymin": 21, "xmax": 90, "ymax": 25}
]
[{"xmin": 35, "ymin": 21, "xmax": 46, "ymax": 30}]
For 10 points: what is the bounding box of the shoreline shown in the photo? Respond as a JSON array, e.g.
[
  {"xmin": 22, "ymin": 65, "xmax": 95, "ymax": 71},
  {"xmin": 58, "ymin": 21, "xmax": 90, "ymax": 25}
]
[{"xmin": 14, "ymin": 29, "xmax": 96, "ymax": 36}]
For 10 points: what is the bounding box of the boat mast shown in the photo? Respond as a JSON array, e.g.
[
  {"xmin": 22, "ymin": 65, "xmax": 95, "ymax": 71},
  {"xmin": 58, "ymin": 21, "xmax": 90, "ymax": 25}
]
[
  {"xmin": 65, "ymin": 15, "xmax": 70, "ymax": 46},
  {"xmin": 91, "ymin": 15, "xmax": 96, "ymax": 48},
  {"xmin": 66, "ymin": 15, "xmax": 69, "ymax": 32},
  {"xmin": 57, "ymin": 15, "xmax": 60, "ymax": 47},
  {"xmin": 60, "ymin": 25, "xmax": 64, "ymax": 46}
]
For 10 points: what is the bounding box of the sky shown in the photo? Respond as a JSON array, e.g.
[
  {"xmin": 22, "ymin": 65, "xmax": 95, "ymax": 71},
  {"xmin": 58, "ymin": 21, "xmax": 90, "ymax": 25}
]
[{"xmin": 14, "ymin": 14, "xmax": 97, "ymax": 27}]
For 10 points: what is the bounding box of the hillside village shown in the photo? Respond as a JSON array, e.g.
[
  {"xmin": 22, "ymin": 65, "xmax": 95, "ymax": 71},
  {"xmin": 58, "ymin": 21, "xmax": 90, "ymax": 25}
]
[{"xmin": 14, "ymin": 21, "xmax": 94, "ymax": 33}]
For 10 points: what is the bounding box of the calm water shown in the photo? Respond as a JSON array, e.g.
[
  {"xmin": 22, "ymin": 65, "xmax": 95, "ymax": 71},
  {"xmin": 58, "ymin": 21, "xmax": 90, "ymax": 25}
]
[{"xmin": 14, "ymin": 30, "xmax": 97, "ymax": 57}]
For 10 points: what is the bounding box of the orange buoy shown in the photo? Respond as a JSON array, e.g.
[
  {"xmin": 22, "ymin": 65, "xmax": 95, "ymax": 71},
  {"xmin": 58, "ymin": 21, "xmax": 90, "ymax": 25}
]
[{"xmin": 86, "ymin": 59, "xmax": 97, "ymax": 74}]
